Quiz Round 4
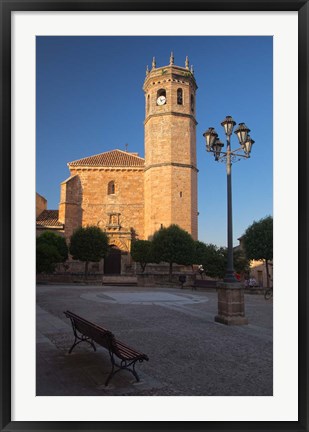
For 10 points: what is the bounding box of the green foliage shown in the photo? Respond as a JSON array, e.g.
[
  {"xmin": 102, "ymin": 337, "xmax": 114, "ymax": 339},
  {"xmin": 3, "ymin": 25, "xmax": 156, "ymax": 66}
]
[
  {"xmin": 36, "ymin": 231, "xmax": 68, "ymax": 274},
  {"xmin": 217, "ymin": 247, "xmax": 250, "ymax": 279},
  {"xmin": 233, "ymin": 249, "xmax": 250, "ymax": 276},
  {"xmin": 36, "ymin": 243, "xmax": 60, "ymax": 274},
  {"xmin": 151, "ymin": 224, "xmax": 195, "ymax": 280},
  {"xmin": 243, "ymin": 216, "xmax": 273, "ymax": 262},
  {"xmin": 193, "ymin": 241, "xmax": 250, "ymax": 279},
  {"xmin": 69, "ymin": 226, "xmax": 109, "ymax": 278},
  {"xmin": 37, "ymin": 231, "xmax": 68, "ymax": 262},
  {"xmin": 180, "ymin": 71, "xmax": 192, "ymax": 77},
  {"xmin": 243, "ymin": 216, "xmax": 273, "ymax": 287},
  {"xmin": 194, "ymin": 241, "xmax": 225, "ymax": 278},
  {"xmin": 70, "ymin": 226, "xmax": 109, "ymax": 262},
  {"xmin": 131, "ymin": 240, "xmax": 153, "ymax": 272}
]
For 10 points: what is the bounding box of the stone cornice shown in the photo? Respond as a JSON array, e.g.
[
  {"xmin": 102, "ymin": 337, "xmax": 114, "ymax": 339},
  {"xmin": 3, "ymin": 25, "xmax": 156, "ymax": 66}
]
[
  {"xmin": 106, "ymin": 231, "xmax": 133, "ymax": 237},
  {"xmin": 36, "ymin": 225, "xmax": 64, "ymax": 230},
  {"xmin": 143, "ymin": 66, "xmax": 198, "ymax": 91},
  {"xmin": 144, "ymin": 111, "xmax": 198, "ymax": 125},
  {"xmin": 70, "ymin": 167, "xmax": 144, "ymax": 172},
  {"xmin": 144, "ymin": 162, "xmax": 199, "ymax": 173},
  {"xmin": 81, "ymin": 203, "xmax": 144, "ymax": 207},
  {"xmin": 59, "ymin": 201, "xmax": 79, "ymax": 206}
]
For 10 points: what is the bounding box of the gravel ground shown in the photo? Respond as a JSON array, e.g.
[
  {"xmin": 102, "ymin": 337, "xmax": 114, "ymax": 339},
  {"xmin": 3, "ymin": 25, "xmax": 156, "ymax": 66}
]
[{"xmin": 36, "ymin": 284, "xmax": 273, "ymax": 396}]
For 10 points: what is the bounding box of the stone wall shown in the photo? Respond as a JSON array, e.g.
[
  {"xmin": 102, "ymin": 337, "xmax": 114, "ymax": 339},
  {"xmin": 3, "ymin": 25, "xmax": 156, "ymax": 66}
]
[
  {"xmin": 249, "ymin": 260, "xmax": 273, "ymax": 288},
  {"xmin": 58, "ymin": 175, "xmax": 83, "ymax": 239},
  {"xmin": 55, "ymin": 253, "xmax": 133, "ymax": 275},
  {"xmin": 36, "ymin": 192, "xmax": 47, "ymax": 217},
  {"xmin": 60, "ymin": 168, "xmax": 144, "ymax": 248},
  {"xmin": 137, "ymin": 272, "xmax": 196, "ymax": 288},
  {"xmin": 36, "ymin": 273, "xmax": 103, "ymax": 285}
]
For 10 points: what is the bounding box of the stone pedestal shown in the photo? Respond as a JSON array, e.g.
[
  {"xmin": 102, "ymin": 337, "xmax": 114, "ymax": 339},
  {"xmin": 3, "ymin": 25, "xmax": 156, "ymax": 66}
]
[{"xmin": 215, "ymin": 282, "xmax": 248, "ymax": 325}]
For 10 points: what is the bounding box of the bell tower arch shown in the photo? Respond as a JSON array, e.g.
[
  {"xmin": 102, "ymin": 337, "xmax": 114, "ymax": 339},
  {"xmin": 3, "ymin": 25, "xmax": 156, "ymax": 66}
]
[{"xmin": 143, "ymin": 53, "xmax": 198, "ymax": 239}]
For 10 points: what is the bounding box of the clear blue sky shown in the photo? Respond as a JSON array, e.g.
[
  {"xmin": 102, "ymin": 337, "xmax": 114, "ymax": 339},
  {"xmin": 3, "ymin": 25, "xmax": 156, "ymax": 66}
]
[{"xmin": 36, "ymin": 36, "xmax": 272, "ymax": 247}]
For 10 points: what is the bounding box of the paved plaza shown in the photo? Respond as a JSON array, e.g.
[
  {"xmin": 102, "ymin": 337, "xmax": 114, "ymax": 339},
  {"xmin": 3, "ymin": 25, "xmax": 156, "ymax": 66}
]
[{"xmin": 36, "ymin": 284, "xmax": 273, "ymax": 396}]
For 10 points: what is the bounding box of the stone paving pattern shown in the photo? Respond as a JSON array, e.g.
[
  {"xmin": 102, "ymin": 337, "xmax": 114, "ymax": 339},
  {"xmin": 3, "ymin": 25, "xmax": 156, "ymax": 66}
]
[{"xmin": 36, "ymin": 284, "xmax": 273, "ymax": 396}]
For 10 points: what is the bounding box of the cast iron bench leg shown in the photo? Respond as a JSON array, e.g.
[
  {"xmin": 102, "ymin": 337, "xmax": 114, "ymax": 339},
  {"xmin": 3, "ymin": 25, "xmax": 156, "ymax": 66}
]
[
  {"xmin": 68, "ymin": 335, "xmax": 96, "ymax": 354},
  {"xmin": 105, "ymin": 354, "xmax": 141, "ymax": 386},
  {"xmin": 130, "ymin": 360, "xmax": 140, "ymax": 382}
]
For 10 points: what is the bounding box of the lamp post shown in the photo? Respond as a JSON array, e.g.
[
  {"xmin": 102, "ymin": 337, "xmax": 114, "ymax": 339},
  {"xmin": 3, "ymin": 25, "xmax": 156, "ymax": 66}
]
[{"xmin": 203, "ymin": 116, "xmax": 254, "ymax": 325}]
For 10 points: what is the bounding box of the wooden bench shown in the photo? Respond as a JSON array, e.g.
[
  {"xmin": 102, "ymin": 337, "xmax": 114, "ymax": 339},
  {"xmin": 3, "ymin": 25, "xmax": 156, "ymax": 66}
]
[
  {"xmin": 192, "ymin": 279, "xmax": 218, "ymax": 290},
  {"xmin": 64, "ymin": 311, "xmax": 149, "ymax": 386}
]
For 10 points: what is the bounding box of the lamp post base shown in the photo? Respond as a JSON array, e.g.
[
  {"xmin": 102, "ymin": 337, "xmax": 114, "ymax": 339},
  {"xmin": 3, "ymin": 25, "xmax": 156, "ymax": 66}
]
[{"xmin": 215, "ymin": 281, "xmax": 248, "ymax": 326}]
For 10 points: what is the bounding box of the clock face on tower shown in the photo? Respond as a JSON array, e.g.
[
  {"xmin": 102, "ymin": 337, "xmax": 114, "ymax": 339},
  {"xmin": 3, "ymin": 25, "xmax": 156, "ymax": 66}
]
[{"xmin": 157, "ymin": 95, "xmax": 166, "ymax": 106}]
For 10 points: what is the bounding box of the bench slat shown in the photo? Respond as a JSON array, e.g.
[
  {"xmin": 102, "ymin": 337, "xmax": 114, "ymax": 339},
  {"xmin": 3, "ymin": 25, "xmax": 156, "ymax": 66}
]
[
  {"xmin": 113, "ymin": 339, "xmax": 148, "ymax": 361},
  {"xmin": 65, "ymin": 311, "xmax": 113, "ymax": 350}
]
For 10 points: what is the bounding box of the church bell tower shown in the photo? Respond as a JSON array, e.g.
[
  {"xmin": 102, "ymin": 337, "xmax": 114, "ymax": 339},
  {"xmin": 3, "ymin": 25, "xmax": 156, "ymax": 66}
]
[{"xmin": 143, "ymin": 53, "xmax": 198, "ymax": 240}]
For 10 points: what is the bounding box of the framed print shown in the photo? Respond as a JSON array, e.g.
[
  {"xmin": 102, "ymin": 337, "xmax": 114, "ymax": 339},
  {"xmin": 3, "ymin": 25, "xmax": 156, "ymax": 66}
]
[{"xmin": 1, "ymin": 0, "xmax": 308, "ymax": 431}]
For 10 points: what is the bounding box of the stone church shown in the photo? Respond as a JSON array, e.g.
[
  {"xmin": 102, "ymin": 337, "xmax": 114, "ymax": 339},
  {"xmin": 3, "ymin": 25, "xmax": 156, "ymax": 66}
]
[{"xmin": 36, "ymin": 53, "xmax": 199, "ymax": 274}]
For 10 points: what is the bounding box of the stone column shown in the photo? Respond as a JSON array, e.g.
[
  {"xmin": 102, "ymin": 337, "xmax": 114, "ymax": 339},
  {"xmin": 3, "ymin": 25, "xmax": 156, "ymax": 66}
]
[{"xmin": 215, "ymin": 282, "xmax": 248, "ymax": 325}]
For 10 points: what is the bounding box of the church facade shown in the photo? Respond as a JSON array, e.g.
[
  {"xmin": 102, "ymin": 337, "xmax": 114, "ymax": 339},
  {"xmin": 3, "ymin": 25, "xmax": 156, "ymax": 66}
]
[{"xmin": 36, "ymin": 54, "xmax": 199, "ymax": 273}]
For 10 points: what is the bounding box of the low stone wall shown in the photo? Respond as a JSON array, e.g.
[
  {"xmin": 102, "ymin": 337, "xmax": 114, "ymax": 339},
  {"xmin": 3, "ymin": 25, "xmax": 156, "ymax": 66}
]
[
  {"xmin": 137, "ymin": 272, "xmax": 196, "ymax": 288},
  {"xmin": 37, "ymin": 272, "xmax": 196, "ymax": 287},
  {"xmin": 36, "ymin": 273, "xmax": 103, "ymax": 285},
  {"xmin": 102, "ymin": 275, "xmax": 137, "ymax": 285},
  {"xmin": 135, "ymin": 263, "xmax": 192, "ymax": 274}
]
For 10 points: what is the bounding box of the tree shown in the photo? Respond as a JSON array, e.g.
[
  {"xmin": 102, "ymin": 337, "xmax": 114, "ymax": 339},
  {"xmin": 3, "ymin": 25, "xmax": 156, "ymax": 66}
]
[
  {"xmin": 233, "ymin": 249, "xmax": 250, "ymax": 277},
  {"xmin": 36, "ymin": 231, "xmax": 68, "ymax": 274},
  {"xmin": 194, "ymin": 241, "xmax": 250, "ymax": 280},
  {"xmin": 243, "ymin": 216, "xmax": 273, "ymax": 287},
  {"xmin": 194, "ymin": 241, "xmax": 225, "ymax": 278},
  {"xmin": 131, "ymin": 240, "xmax": 154, "ymax": 273},
  {"xmin": 151, "ymin": 224, "xmax": 195, "ymax": 281},
  {"xmin": 69, "ymin": 226, "xmax": 109, "ymax": 279}
]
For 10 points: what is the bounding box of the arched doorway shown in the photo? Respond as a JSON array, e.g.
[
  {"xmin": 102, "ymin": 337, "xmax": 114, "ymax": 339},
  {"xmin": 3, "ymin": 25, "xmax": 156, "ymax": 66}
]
[{"xmin": 104, "ymin": 245, "xmax": 121, "ymax": 275}]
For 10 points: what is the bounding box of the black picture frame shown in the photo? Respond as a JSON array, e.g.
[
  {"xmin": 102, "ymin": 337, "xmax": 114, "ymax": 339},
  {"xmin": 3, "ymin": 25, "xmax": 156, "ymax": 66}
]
[{"xmin": 1, "ymin": 1, "xmax": 308, "ymax": 431}]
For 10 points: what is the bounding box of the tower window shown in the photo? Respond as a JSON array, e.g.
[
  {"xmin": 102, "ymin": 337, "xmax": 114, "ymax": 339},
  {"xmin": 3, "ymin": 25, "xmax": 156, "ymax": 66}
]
[
  {"xmin": 157, "ymin": 89, "xmax": 166, "ymax": 98},
  {"xmin": 156, "ymin": 89, "xmax": 166, "ymax": 105},
  {"xmin": 147, "ymin": 94, "xmax": 150, "ymax": 113},
  {"xmin": 107, "ymin": 180, "xmax": 115, "ymax": 195},
  {"xmin": 191, "ymin": 94, "xmax": 195, "ymax": 112},
  {"xmin": 177, "ymin": 88, "xmax": 183, "ymax": 105}
]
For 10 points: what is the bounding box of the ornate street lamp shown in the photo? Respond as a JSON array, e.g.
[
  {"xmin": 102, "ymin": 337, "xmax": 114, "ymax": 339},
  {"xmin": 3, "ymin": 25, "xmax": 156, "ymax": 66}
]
[
  {"xmin": 234, "ymin": 122, "xmax": 250, "ymax": 146},
  {"xmin": 203, "ymin": 116, "xmax": 254, "ymax": 326},
  {"xmin": 203, "ymin": 115, "xmax": 255, "ymax": 283},
  {"xmin": 212, "ymin": 138, "xmax": 224, "ymax": 161},
  {"xmin": 203, "ymin": 127, "xmax": 218, "ymax": 152}
]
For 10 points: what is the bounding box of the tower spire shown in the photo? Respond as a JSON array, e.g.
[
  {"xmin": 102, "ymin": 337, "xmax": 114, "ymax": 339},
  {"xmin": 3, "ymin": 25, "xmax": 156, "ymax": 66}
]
[
  {"xmin": 152, "ymin": 57, "xmax": 156, "ymax": 69},
  {"xmin": 190, "ymin": 64, "xmax": 194, "ymax": 75},
  {"xmin": 169, "ymin": 51, "xmax": 174, "ymax": 65},
  {"xmin": 146, "ymin": 65, "xmax": 149, "ymax": 75},
  {"xmin": 185, "ymin": 56, "xmax": 190, "ymax": 69}
]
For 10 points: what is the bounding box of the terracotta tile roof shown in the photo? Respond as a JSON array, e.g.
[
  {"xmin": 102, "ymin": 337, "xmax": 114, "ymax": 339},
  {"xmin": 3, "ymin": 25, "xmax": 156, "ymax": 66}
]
[
  {"xmin": 68, "ymin": 149, "xmax": 145, "ymax": 168},
  {"xmin": 36, "ymin": 210, "xmax": 63, "ymax": 228}
]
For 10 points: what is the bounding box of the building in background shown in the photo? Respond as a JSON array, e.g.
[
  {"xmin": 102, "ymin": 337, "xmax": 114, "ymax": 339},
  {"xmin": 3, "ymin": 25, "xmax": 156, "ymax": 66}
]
[
  {"xmin": 36, "ymin": 192, "xmax": 64, "ymax": 236},
  {"xmin": 36, "ymin": 54, "xmax": 199, "ymax": 274}
]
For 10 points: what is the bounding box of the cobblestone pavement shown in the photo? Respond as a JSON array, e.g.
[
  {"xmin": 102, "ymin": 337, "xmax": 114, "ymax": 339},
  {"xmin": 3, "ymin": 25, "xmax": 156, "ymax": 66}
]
[{"xmin": 36, "ymin": 284, "xmax": 273, "ymax": 396}]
